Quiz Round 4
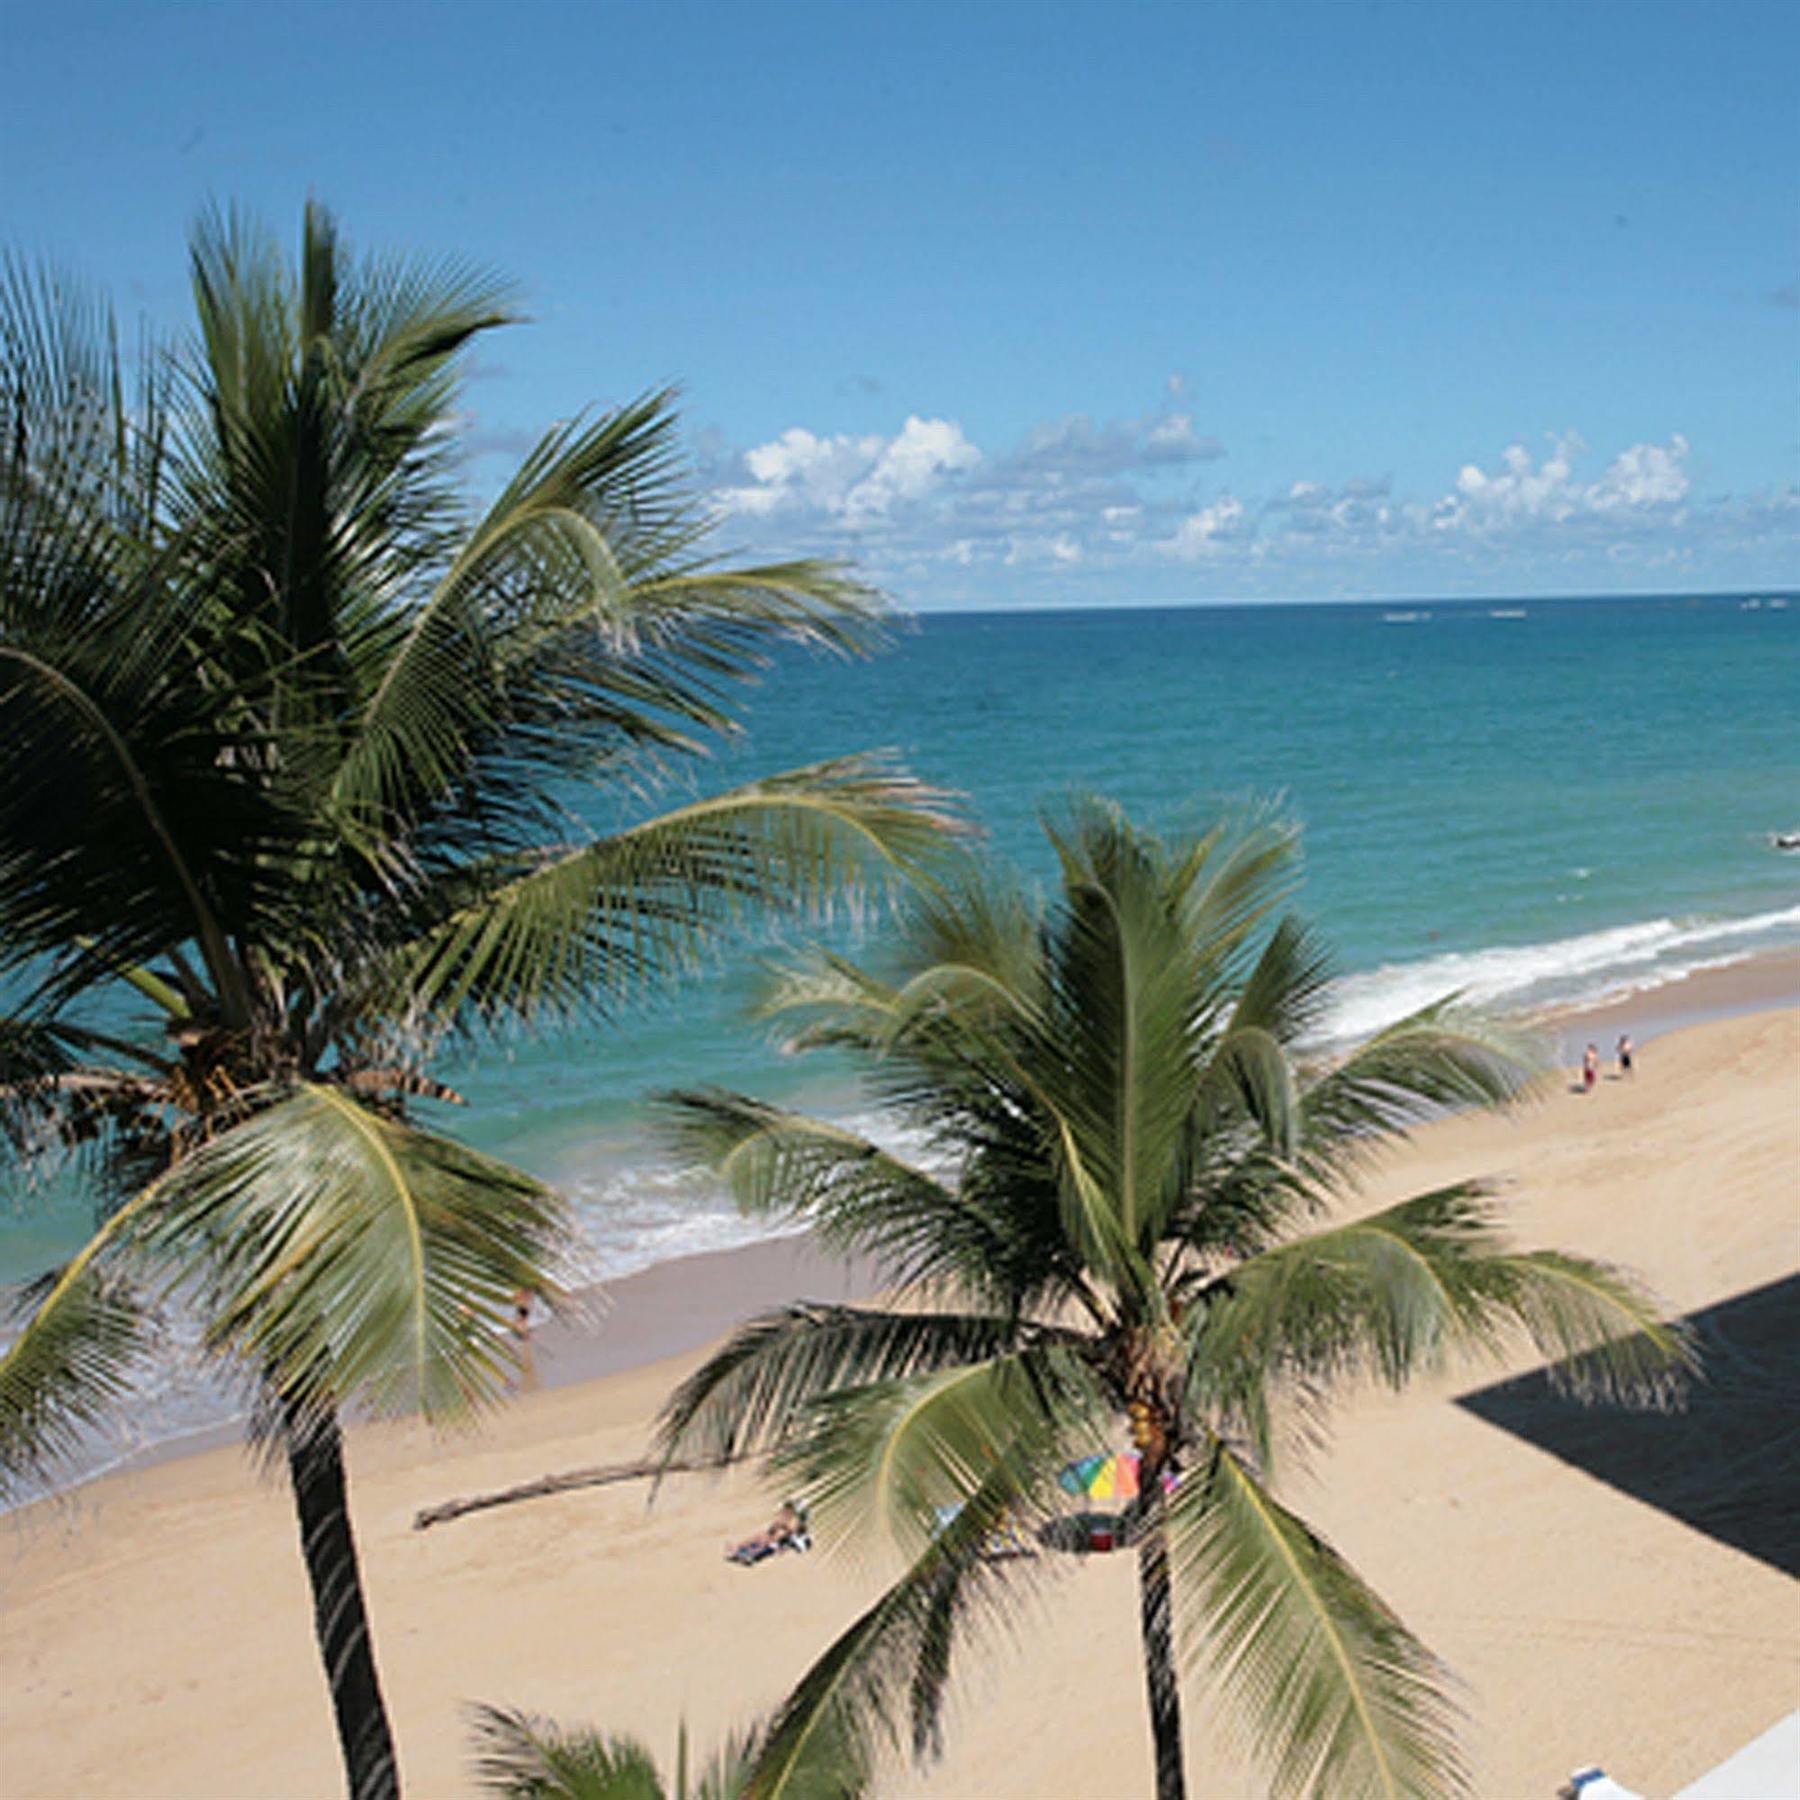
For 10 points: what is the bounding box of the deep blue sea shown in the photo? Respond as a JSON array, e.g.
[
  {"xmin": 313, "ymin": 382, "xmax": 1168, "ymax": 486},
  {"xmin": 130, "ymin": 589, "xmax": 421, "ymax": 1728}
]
[{"xmin": 4, "ymin": 591, "xmax": 1797, "ymax": 1484}]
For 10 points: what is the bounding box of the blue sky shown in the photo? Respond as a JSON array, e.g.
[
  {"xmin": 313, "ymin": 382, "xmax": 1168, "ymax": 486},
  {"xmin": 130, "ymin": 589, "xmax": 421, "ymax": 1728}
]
[{"xmin": 6, "ymin": 0, "xmax": 1796, "ymax": 608}]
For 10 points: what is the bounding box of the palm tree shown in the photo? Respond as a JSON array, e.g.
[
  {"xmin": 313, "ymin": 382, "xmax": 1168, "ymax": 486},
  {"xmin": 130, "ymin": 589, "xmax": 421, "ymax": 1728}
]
[
  {"xmin": 654, "ymin": 801, "xmax": 1689, "ymax": 1800},
  {"xmin": 0, "ymin": 205, "xmax": 960, "ymax": 1799},
  {"xmin": 468, "ymin": 1701, "xmax": 864, "ymax": 1800}
]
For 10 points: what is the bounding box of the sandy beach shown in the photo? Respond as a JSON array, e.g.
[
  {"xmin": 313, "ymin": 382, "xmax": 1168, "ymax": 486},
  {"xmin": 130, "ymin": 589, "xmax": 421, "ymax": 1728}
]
[{"xmin": 3, "ymin": 990, "xmax": 1796, "ymax": 1800}]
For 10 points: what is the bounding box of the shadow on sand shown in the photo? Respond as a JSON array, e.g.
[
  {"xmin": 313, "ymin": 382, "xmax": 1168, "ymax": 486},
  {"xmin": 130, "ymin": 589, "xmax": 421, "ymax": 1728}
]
[{"xmin": 1456, "ymin": 1271, "xmax": 1800, "ymax": 1578}]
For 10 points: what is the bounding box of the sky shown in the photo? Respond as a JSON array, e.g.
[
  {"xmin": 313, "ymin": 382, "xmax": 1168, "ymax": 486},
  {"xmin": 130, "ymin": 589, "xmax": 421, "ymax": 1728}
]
[{"xmin": 4, "ymin": 0, "xmax": 1797, "ymax": 610}]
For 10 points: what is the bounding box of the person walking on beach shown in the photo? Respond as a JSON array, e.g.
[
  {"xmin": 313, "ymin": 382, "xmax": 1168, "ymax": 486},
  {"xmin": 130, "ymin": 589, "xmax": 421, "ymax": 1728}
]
[
  {"xmin": 1617, "ymin": 1033, "xmax": 1633, "ymax": 1077},
  {"xmin": 1582, "ymin": 1044, "xmax": 1599, "ymax": 1093}
]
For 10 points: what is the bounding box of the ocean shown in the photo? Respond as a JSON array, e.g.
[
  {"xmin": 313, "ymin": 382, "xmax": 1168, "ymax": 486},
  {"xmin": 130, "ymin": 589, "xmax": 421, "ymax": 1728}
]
[{"xmin": 3, "ymin": 590, "xmax": 1797, "ymax": 1485}]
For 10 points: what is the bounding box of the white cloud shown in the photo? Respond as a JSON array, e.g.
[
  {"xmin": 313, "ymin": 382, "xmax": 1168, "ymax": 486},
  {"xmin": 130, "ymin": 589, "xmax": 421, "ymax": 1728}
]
[
  {"xmin": 702, "ymin": 405, "xmax": 1781, "ymax": 606},
  {"xmin": 719, "ymin": 416, "xmax": 980, "ymax": 524},
  {"xmin": 1163, "ymin": 495, "xmax": 1247, "ymax": 559},
  {"xmin": 851, "ymin": 417, "xmax": 983, "ymax": 519},
  {"xmin": 1441, "ymin": 433, "xmax": 1584, "ymax": 528},
  {"xmin": 1588, "ymin": 434, "xmax": 1690, "ymax": 509},
  {"xmin": 1432, "ymin": 432, "xmax": 1690, "ymax": 533}
]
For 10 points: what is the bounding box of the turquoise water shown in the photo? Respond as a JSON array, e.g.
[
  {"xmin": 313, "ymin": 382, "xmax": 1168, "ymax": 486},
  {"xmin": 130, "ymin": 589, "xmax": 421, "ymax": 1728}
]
[{"xmin": 5, "ymin": 591, "xmax": 1798, "ymax": 1293}]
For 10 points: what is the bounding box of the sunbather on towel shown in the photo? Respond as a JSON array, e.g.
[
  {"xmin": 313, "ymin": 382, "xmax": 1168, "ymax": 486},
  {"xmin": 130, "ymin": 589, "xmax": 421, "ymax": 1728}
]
[{"xmin": 727, "ymin": 1500, "xmax": 811, "ymax": 1565}]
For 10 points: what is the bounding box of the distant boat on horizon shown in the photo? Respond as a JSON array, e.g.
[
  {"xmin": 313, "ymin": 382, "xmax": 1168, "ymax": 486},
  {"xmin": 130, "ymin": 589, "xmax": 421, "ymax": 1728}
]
[
  {"xmin": 1382, "ymin": 609, "xmax": 1431, "ymax": 623},
  {"xmin": 1489, "ymin": 607, "xmax": 1528, "ymax": 619}
]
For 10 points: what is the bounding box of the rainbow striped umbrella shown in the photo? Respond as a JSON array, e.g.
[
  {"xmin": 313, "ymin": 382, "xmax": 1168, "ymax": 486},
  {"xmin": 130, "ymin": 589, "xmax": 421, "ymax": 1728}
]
[{"xmin": 1059, "ymin": 1452, "xmax": 1143, "ymax": 1500}]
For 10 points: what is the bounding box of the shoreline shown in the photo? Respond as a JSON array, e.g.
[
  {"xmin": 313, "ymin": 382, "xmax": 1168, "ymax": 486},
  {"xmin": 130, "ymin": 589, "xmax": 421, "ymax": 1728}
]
[
  {"xmin": 25, "ymin": 942, "xmax": 1800, "ymax": 1498},
  {"xmin": 2, "ymin": 995, "xmax": 1796, "ymax": 1796}
]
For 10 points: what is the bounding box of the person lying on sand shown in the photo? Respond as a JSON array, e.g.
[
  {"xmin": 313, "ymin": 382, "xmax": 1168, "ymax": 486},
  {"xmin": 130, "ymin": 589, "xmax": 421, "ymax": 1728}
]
[{"xmin": 726, "ymin": 1500, "xmax": 811, "ymax": 1565}]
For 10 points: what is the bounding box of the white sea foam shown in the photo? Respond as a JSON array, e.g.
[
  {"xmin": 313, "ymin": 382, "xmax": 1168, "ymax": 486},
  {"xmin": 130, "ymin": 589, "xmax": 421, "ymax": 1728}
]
[{"xmin": 1319, "ymin": 904, "xmax": 1800, "ymax": 1045}]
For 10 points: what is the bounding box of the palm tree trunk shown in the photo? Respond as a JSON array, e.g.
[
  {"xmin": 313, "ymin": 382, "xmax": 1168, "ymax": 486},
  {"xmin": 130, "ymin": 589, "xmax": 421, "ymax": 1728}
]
[
  {"xmin": 1134, "ymin": 1485, "xmax": 1187, "ymax": 1800},
  {"xmin": 282, "ymin": 1396, "xmax": 401, "ymax": 1800}
]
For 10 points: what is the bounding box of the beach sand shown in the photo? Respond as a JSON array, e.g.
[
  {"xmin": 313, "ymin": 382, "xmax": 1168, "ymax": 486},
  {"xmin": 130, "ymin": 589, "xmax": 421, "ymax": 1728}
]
[{"xmin": 2, "ymin": 1000, "xmax": 1796, "ymax": 1800}]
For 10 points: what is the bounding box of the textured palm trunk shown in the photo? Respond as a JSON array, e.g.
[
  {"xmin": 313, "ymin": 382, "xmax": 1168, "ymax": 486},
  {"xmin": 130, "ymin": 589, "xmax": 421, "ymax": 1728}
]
[
  {"xmin": 282, "ymin": 1397, "xmax": 401, "ymax": 1800},
  {"xmin": 1134, "ymin": 1477, "xmax": 1187, "ymax": 1800}
]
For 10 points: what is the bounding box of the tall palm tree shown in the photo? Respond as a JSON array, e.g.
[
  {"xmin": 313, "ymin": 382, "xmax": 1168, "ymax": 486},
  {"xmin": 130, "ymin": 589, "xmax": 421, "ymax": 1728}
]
[
  {"xmin": 654, "ymin": 801, "xmax": 1689, "ymax": 1800},
  {"xmin": 0, "ymin": 205, "xmax": 960, "ymax": 1798}
]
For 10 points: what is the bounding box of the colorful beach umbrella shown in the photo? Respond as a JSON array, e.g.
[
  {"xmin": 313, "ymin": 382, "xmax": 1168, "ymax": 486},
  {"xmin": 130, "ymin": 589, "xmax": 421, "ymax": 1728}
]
[
  {"xmin": 1059, "ymin": 1451, "xmax": 1141, "ymax": 1500},
  {"xmin": 1058, "ymin": 1451, "xmax": 1179, "ymax": 1500}
]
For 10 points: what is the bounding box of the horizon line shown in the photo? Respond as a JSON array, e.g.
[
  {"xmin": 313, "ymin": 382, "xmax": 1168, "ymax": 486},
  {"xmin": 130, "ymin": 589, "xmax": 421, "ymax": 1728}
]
[{"xmin": 897, "ymin": 586, "xmax": 1800, "ymax": 620}]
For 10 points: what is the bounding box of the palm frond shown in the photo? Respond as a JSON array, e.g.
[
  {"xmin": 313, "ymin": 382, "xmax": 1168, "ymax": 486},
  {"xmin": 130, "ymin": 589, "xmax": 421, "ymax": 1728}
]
[
  {"xmin": 744, "ymin": 1363, "xmax": 1082, "ymax": 1795},
  {"xmin": 770, "ymin": 1345, "xmax": 1103, "ymax": 1560},
  {"xmin": 140, "ymin": 1084, "xmax": 569, "ymax": 1425},
  {"xmin": 1171, "ymin": 1435, "xmax": 1468, "ymax": 1800},
  {"xmin": 752, "ymin": 949, "xmax": 910, "ymax": 1054},
  {"xmin": 654, "ymin": 1304, "xmax": 1039, "ymax": 1471},
  {"xmin": 1223, "ymin": 914, "xmax": 1340, "ymax": 1050},
  {"xmin": 404, "ymin": 757, "xmax": 966, "ymax": 1025},
  {"xmin": 1188, "ymin": 1183, "xmax": 1691, "ymax": 1445},
  {"xmin": 0, "ymin": 1265, "xmax": 154, "ymax": 1503},
  {"xmin": 1195, "ymin": 1024, "xmax": 1301, "ymax": 1159},
  {"xmin": 329, "ymin": 386, "xmax": 895, "ymax": 883},
  {"xmin": 1452, "ymin": 1246, "xmax": 1695, "ymax": 1403},
  {"xmin": 1166, "ymin": 805, "xmax": 1304, "ymax": 1010},
  {"xmin": 1297, "ymin": 1003, "xmax": 1543, "ymax": 1169},
  {"xmin": 653, "ymin": 1089, "xmax": 1067, "ymax": 1300},
  {"xmin": 0, "ymin": 1173, "xmax": 174, "ymax": 1501},
  {"xmin": 467, "ymin": 1703, "xmax": 664, "ymax": 1799},
  {"xmin": 1042, "ymin": 802, "xmax": 1214, "ymax": 1266}
]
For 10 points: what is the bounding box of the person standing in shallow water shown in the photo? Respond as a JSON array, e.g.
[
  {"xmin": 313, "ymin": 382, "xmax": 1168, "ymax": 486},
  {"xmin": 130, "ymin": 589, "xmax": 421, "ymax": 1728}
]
[
  {"xmin": 1582, "ymin": 1044, "xmax": 1600, "ymax": 1093},
  {"xmin": 1617, "ymin": 1034, "xmax": 1634, "ymax": 1077}
]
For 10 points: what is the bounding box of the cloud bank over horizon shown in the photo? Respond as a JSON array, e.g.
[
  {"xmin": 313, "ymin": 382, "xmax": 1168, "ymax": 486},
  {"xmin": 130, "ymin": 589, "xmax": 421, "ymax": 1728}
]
[{"xmin": 701, "ymin": 404, "xmax": 1797, "ymax": 607}]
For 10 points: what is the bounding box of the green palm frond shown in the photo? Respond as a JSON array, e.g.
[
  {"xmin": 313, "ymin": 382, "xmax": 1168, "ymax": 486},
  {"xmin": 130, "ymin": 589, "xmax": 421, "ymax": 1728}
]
[
  {"xmin": 0, "ymin": 1260, "xmax": 155, "ymax": 1503},
  {"xmin": 1297, "ymin": 1003, "xmax": 1544, "ymax": 1168},
  {"xmin": 743, "ymin": 1379, "xmax": 1078, "ymax": 1796},
  {"xmin": 654, "ymin": 1304, "xmax": 1040, "ymax": 1471},
  {"xmin": 1195, "ymin": 1024, "xmax": 1301, "ymax": 1159},
  {"xmin": 1164, "ymin": 806, "xmax": 1304, "ymax": 1012},
  {"xmin": 1171, "ymin": 1436, "xmax": 1467, "ymax": 1800},
  {"xmin": 467, "ymin": 1703, "xmax": 867, "ymax": 1800},
  {"xmin": 329, "ymin": 396, "xmax": 694, "ymax": 839},
  {"xmin": 141, "ymin": 1084, "xmax": 566, "ymax": 1425},
  {"xmin": 755, "ymin": 858, "xmax": 1040, "ymax": 1057},
  {"xmin": 468, "ymin": 1703, "xmax": 665, "ymax": 1799},
  {"xmin": 1043, "ymin": 803, "xmax": 1215, "ymax": 1265},
  {"xmin": 653, "ymin": 1090, "xmax": 1062, "ymax": 1297},
  {"xmin": 1451, "ymin": 1246, "xmax": 1695, "ymax": 1403},
  {"xmin": 769, "ymin": 1345, "xmax": 1099, "ymax": 1559},
  {"xmin": 405, "ymin": 757, "xmax": 966, "ymax": 1024},
  {"xmin": 0, "ymin": 1162, "xmax": 181, "ymax": 1499},
  {"xmin": 1188, "ymin": 1183, "xmax": 1691, "ymax": 1448},
  {"xmin": 0, "ymin": 632, "xmax": 276, "ymax": 1020},
  {"xmin": 1224, "ymin": 915, "xmax": 1340, "ymax": 1051},
  {"xmin": 328, "ymin": 388, "xmax": 893, "ymax": 881}
]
